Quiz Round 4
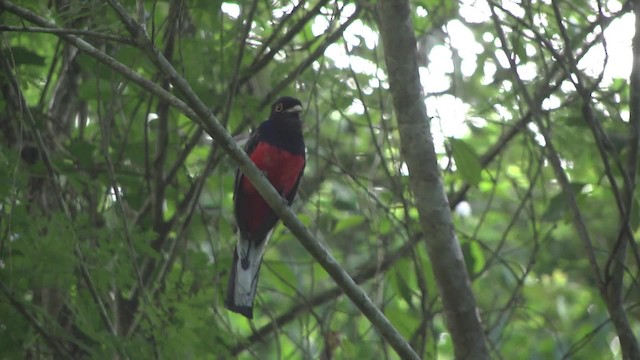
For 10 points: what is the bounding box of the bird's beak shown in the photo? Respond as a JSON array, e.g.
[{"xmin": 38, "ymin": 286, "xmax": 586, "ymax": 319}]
[{"xmin": 285, "ymin": 105, "xmax": 303, "ymax": 113}]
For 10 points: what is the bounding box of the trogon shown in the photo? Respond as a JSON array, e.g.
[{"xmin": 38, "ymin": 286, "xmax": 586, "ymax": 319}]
[{"xmin": 225, "ymin": 96, "xmax": 306, "ymax": 319}]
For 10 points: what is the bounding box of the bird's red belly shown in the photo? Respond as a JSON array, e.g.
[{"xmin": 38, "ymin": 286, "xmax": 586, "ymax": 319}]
[{"xmin": 241, "ymin": 142, "xmax": 305, "ymax": 232}]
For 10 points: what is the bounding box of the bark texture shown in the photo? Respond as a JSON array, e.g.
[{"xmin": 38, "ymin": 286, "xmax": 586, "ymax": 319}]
[{"xmin": 376, "ymin": 1, "xmax": 490, "ymax": 359}]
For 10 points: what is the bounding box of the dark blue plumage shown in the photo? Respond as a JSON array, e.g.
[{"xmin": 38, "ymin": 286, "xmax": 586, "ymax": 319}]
[{"xmin": 225, "ymin": 96, "xmax": 306, "ymax": 319}]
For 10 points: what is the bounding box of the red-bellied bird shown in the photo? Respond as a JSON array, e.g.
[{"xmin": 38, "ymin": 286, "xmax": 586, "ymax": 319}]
[{"xmin": 225, "ymin": 96, "xmax": 306, "ymax": 319}]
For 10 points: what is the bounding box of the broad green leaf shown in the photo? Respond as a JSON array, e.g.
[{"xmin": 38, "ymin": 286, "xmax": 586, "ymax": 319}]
[
  {"xmin": 2, "ymin": 46, "xmax": 45, "ymax": 66},
  {"xmin": 462, "ymin": 240, "xmax": 485, "ymax": 276},
  {"xmin": 392, "ymin": 266, "xmax": 414, "ymax": 309},
  {"xmin": 449, "ymin": 138, "xmax": 482, "ymax": 186},
  {"xmin": 264, "ymin": 261, "xmax": 297, "ymax": 297},
  {"xmin": 0, "ymin": 1, "xmax": 634, "ymax": 358},
  {"xmin": 542, "ymin": 183, "xmax": 587, "ymax": 222},
  {"xmin": 67, "ymin": 139, "xmax": 96, "ymax": 168},
  {"xmin": 333, "ymin": 214, "xmax": 365, "ymax": 234}
]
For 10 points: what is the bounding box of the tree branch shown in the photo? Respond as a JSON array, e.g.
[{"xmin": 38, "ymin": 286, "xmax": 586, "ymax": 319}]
[
  {"xmin": 489, "ymin": 1, "xmax": 640, "ymax": 357},
  {"xmin": 0, "ymin": 38, "xmax": 119, "ymax": 344},
  {"xmin": 260, "ymin": 6, "xmax": 361, "ymax": 108},
  {"xmin": 0, "ymin": 24, "xmax": 135, "ymax": 45},
  {"xmin": 230, "ymin": 233, "xmax": 423, "ymax": 355},
  {"xmin": 99, "ymin": 0, "xmax": 419, "ymax": 358},
  {"xmin": 0, "ymin": 0, "xmax": 206, "ymax": 130}
]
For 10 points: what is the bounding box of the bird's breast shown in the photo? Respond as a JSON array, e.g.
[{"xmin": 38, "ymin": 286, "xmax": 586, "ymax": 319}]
[{"xmin": 244, "ymin": 141, "xmax": 305, "ymax": 194}]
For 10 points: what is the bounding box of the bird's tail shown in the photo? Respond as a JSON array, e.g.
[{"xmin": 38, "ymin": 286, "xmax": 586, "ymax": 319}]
[{"xmin": 224, "ymin": 232, "xmax": 271, "ymax": 319}]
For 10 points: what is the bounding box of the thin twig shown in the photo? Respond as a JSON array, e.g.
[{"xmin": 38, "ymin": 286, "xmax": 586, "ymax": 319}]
[
  {"xmin": 0, "ymin": 42, "xmax": 120, "ymax": 343},
  {"xmin": 230, "ymin": 233, "xmax": 423, "ymax": 355},
  {"xmin": 0, "ymin": 0, "xmax": 215, "ymax": 133},
  {"xmin": 260, "ymin": 6, "xmax": 361, "ymax": 108},
  {"xmin": 220, "ymin": 0, "xmax": 258, "ymax": 127},
  {"xmin": 0, "ymin": 25, "xmax": 134, "ymax": 45},
  {"xmin": 0, "ymin": 282, "xmax": 69, "ymax": 357},
  {"xmin": 488, "ymin": 2, "xmax": 604, "ymax": 287},
  {"xmin": 104, "ymin": 0, "xmax": 419, "ymax": 357}
]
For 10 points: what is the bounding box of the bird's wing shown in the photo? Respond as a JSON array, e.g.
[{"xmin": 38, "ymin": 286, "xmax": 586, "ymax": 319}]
[
  {"xmin": 285, "ymin": 161, "xmax": 305, "ymax": 205},
  {"xmin": 233, "ymin": 127, "xmax": 261, "ymax": 201},
  {"xmin": 234, "ymin": 125, "xmax": 262, "ymax": 238}
]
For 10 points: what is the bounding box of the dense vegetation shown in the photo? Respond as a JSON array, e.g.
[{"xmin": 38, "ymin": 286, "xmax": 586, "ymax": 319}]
[{"xmin": 0, "ymin": 0, "xmax": 638, "ymax": 358}]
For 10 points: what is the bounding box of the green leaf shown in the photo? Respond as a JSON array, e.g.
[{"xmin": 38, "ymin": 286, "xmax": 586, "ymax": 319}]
[
  {"xmin": 449, "ymin": 138, "xmax": 482, "ymax": 186},
  {"xmin": 77, "ymin": 80, "xmax": 115, "ymax": 100},
  {"xmin": 462, "ymin": 240, "xmax": 485, "ymax": 276},
  {"xmin": 542, "ymin": 183, "xmax": 586, "ymax": 222},
  {"xmin": 509, "ymin": 33, "xmax": 527, "ymax": 60},
  {"xmin": 333, "ymin": 215, "xmax": 365, "ymax": 234},
  {"xmin": 392, "ymin": 266, "xmax": 414, "ymax": 308},
  {"xmin": 415, "ymin": 243, "xmax": 438, "ymax": 301},
  {"xmin": 133, "ymin": 231, "xmax": 162, "ymax": 260},
  {"xmin": 631, "ymin": 195, "xmax": 640, "ymax": 232},
  {"xmin": 67, "ymin": 139, "xmax": 96, "ymax": 168},
  {"xmin": 2, "ymin": 47, "xmax": 46, "ymax": 66},
  {"xmin": 378, "ymin": 218, "xmax": 393, "ymax": 236},
  {"xmin": 264, "ymin": 261, "xmax": 297, "ymax": 296}
]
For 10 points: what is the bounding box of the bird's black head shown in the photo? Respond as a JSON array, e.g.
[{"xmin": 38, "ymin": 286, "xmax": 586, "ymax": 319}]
[
  {"xmin": 263, "ymin": 96, "xmax": 305, "ymax": 152},
  {"xmin": 270, "ymin": 96, "xmax": 303, "ymax": 119}
]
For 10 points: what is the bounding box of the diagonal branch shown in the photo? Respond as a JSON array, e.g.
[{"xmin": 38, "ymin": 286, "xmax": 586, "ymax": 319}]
[
  {"xmin": 230, "ymin": 233, "xmax": 423, "ymax": 355},
  {"xmin": 3, "ymin": 1, "xmax": 432, "ymax": 357},
  {"xmin": 451, "ymin": 1, "xmax": 627, "ymax": 206},
  {"xmin": 488, "ymin": 1, "xmax": 604, "ymax": 286},
  {"xmin": 0, "ymin": 282, "xmax": 70, "ymax": 357},
  {"xmin": 220, "ymin": 0, "xmax": 259, "ymax": 127},
  {"xmin": 489, "ymin": 2, "xmax": 640, "ymax": 358},
  {"xmin": 0, "ymin": 1, "xmax": 206, "ymax": 130},
  {"xmin": 244, "ymin": 0, "xmax": 330, "ymax": 87},
  {"xmin": 100, "ymin": 0, "xmax": 420, "ymax": 358},
  {"xmin": 260, "ymin": 6, "xmax": 361, "ymax": 108},
  {"xmin": 0, "ymin": 40, "xmax": 119, "ymax": 345},
  {"xmin": 0, "ymin": 24, "xmax": 134, "ymax": 44}
]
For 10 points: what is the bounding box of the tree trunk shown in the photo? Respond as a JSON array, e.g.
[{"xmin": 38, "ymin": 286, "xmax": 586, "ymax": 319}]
[{"xmin": 376, "ymin": 1, "xmax": 490, "ymax": 359}]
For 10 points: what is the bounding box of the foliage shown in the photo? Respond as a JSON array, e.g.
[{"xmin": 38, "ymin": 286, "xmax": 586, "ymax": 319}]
[{"xmin": 0, "ymin": 0, "xmax": 638, "ymax": 359}]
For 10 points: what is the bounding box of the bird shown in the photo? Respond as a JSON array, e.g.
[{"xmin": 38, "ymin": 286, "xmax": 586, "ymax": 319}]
[{"xmin": 225, "ymin": 96, "xmax": 306, "ymax": 319}]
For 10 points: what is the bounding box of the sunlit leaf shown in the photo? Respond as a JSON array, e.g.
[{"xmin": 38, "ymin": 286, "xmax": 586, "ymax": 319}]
[
  {"xmin": 333, "ymin": 215, "xmax": 365, "ymax": 234},
  {"xmin": 462, "ymin": 240, "xmax": 485, "ymax": 276},
  {"xmin": 449, "ymin": 138, "xmax": 482, "ymax": 186}
]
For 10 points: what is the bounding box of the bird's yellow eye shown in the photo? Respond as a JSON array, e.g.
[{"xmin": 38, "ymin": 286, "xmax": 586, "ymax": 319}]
[{"xmin": 275, "ymin": 103, "xmax": 284, "ymax": 112}]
